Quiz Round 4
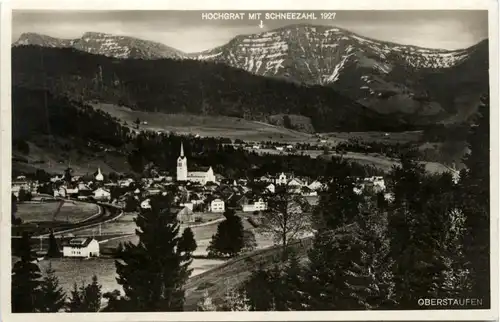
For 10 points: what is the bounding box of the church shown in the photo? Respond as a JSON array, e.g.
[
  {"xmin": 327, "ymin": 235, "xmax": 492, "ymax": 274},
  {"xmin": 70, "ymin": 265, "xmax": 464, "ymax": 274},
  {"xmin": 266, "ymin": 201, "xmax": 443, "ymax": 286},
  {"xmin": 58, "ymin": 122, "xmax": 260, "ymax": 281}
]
[{"xmin": 176, "ymin": 142, "xmax": 217, "ymax": 185}]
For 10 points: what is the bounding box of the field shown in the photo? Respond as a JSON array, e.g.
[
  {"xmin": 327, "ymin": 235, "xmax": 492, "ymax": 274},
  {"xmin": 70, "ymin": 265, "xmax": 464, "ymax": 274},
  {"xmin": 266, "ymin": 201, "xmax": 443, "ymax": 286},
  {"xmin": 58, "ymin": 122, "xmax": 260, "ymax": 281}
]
[
  {"xmin": 16, "ymin": 201, "xmax": 100, "ymax": 224},
  {"xmin": 93, "ymin": 103, "xmax": 315, "ymax": 143},
  {"xmin": 19, "ymin": 214, "xmax": 270, "ymax": 300},
  {"xmin": 96, "ymin": 214, "xmax": 273, "ymax": 255},
  {"xmin": 322, "ymin": 130, "xmax": 423, "ymax": 144},
  {"xmin": 30, "ymin": 257, "xmax": 227, "ymax": 298}
]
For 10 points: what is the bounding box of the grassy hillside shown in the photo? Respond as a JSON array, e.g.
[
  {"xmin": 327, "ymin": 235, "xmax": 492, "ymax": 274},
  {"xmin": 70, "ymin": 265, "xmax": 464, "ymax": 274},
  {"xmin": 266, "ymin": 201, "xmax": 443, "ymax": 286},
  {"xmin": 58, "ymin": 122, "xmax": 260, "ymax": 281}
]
[{"xmin": 93, "ymin": 103, "xmax": 314, "ymax": 143}]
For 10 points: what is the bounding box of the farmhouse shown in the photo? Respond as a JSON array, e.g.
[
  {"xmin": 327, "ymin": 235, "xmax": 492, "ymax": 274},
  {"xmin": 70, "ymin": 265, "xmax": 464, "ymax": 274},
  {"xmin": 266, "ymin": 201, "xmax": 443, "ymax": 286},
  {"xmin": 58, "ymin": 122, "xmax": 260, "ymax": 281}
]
[
  {"xmin": 63, "ymin": 237, "xmax": 100, "ymax": 258},
  {"xmin": 176, "ymin": 142, "xmax": 217, "ymax": 185}
]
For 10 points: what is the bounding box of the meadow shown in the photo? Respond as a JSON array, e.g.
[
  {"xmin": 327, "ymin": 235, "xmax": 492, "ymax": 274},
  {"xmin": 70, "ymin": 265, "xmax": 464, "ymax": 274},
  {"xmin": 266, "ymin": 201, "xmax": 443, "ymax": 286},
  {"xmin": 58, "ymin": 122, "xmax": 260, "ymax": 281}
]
[
  {"xmin": 93, "ymin": 103, "xmax": 315, "ymax": 143},
  {"xmin": 16, "ymin": 201, "xmax": 100, "ymax": 224}
]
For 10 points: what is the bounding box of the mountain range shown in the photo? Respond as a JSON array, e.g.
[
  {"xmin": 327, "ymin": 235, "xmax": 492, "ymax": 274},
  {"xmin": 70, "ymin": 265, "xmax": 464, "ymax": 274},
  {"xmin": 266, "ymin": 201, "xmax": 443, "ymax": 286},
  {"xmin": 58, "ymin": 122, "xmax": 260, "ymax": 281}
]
[{"xmin": 13, "ymin": 24, "xmax": 489, "ymax": 127}]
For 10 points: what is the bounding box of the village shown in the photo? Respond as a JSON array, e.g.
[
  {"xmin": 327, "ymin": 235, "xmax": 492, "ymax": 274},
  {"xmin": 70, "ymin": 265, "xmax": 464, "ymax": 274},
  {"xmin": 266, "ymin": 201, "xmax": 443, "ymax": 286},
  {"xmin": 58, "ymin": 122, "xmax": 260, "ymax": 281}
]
[{"xmin": 11, "ymin": 141, "xmax": 389, "ymax": 261}]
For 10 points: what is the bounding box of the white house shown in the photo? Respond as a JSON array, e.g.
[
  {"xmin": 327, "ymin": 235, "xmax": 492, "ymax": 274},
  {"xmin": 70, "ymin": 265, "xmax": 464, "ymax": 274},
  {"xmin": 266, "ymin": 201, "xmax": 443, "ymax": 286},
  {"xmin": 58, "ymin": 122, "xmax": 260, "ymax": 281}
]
[
  {"xmin": 308, "ymin": 180, "xmax": 324, "ymax": 191},
  {"xmin": 53, "ymin": 186, "xmax": 67, "ymax": 198},
  {"xmin": 242, "ymin": 198, "xmax": 268, "ymax": 212},
  {"xmin": 93, "ymin": 187, "xmax": 111, "ymax": 201},
  {"xmin": 209, "ymin": 199, "xmax": 225, "ymax": 213},
  {"xmin": 265, "ymin": 183, "xmax": 276, "ymax": 194},
  {"xmin": 63, "ymin": 237, "xmax": 100, "ymax": 258},
  {"xmin": 118, "ymin": 178, "xmax": 135, "ymax": 187},
  {"xmin": 140, "ymin": 198, "xmax": 151, "ymax": 209}
]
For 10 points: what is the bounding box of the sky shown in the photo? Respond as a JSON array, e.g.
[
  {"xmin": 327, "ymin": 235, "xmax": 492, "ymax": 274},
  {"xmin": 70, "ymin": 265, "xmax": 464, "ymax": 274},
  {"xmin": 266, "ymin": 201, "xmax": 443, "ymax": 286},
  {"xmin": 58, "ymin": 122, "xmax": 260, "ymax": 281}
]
[{"xmin": 12, "ymin": 10, "xmax": 488, "ymax": 53}]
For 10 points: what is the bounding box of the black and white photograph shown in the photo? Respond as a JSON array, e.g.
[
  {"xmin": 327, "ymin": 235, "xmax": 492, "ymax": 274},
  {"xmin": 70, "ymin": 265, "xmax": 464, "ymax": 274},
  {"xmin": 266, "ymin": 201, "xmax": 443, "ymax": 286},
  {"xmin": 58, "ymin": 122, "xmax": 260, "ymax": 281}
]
[{"xmin": 2, "ymin": 1, "xmax": 498, "ymax": 319}]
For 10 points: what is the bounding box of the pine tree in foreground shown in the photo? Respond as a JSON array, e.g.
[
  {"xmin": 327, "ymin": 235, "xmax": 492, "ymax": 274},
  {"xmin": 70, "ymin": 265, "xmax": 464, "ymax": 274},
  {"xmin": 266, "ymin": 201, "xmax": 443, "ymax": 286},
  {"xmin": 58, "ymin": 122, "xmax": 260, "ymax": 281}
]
[
  {"xmin": 39, "ymin": 264, "xmax": 67, "ymax": 312},
  {"xmin": 110, "ymin": 195, "xmax": 193, "ymax": 311},
  {"xmin": 11, "ymin": 232, "xmax": 42, "ymax": 312},
  {"xmin": 460, "ymin": 95, "xmax": 490, "ymax": 307},
  {"xmin": 178, "ymin": 227, "xmax": 197, "ymax": 254},
  {"xmin": 66, "ymin": 275, "xmax": 102, "ymax": 312},
  {"xmin": 207, "ymin": 209, "xmax": 244, "ymax": 257}
]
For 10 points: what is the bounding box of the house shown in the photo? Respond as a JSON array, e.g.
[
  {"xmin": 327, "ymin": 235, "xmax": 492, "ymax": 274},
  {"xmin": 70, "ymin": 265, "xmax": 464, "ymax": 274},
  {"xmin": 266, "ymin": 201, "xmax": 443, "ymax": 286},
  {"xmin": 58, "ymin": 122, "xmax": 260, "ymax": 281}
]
[
  {"xmin": 53, "ymin": 186, "xmax": 67, "ymax": 198},
  {"xmin": 209, "ymin": 199, "xmax": 225, "ymax": 213},
  {"xmin": 242, "ymin": 198, "xmax": 268, "ymax": 212},
  {"xmin": 265, "ymin": 183, "xmax": 276, "ymax": 194},
  {"xmin": 66, "ymin": 186, "xmax": 79, "ymax": 197},
  {"xmin": 50, "ymin": 175, "xmax": 64, "ymax": 183},
  {"xmin": 307, "ymin": 180, "xmax": 324, "ymax": 191},
  {"xmin": 93, "ymin": 187, "xmax": 111, "ymax": 201},
  {"xmin": 12, "ymin": 179, "xmax": 31, "ymax": 197},
  {"xmin": 63, "ymin": 237, "xmax": 100, "ymax": 258},
  {"xmin": 140, "ymin": 198, "xmax": 151, "ymax": 209}
]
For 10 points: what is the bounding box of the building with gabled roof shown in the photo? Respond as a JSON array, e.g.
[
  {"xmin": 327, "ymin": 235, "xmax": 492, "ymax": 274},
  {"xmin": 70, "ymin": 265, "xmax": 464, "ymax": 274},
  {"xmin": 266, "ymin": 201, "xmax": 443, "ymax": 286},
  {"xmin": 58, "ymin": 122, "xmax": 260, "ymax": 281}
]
[{"xmin": 62, "ymin": 237, "xmax": 100, "ymax": 258}]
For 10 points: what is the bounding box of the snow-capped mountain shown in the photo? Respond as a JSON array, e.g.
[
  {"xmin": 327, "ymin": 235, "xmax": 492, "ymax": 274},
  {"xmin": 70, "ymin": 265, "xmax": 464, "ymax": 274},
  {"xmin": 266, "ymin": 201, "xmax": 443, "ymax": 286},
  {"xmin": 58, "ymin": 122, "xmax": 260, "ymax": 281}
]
[
  {"xmin": 14, "ymin": 32, "xmax": 185, "ymax": 60},
  {"xmin": 193, "ymin": 24, "xmax": 488, "ymax": 121},
  {"xmin": 14, "ymin": 25, "xmax": 488, "ymax": 122},
  {"xmin": 195, "ymin": 24, "xmax": 475, "ymax": 79}
]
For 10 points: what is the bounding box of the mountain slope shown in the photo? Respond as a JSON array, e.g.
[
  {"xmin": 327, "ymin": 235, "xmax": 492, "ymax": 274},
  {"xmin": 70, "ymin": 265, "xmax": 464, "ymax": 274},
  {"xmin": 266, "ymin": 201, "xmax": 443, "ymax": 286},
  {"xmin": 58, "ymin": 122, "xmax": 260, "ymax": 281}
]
[
  {"xmin": 194, "ymin": 25, "xmax": 489, "ymax": 121},
  {"xmin": 14, "ymin": 32, "xmax": 186, "ymax": 60},
  {"xmin": 13, "ymin": 46, "xmax": 412, "ymax": 133}
]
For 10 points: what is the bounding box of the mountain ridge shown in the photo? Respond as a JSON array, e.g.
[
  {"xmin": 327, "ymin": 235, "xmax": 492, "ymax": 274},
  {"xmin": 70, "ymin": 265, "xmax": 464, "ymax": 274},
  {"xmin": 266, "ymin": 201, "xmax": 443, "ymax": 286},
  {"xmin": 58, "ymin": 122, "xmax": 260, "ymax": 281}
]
[{"xmin": 13, "ymin": 25, "xmax": 489, "ymax": 123}]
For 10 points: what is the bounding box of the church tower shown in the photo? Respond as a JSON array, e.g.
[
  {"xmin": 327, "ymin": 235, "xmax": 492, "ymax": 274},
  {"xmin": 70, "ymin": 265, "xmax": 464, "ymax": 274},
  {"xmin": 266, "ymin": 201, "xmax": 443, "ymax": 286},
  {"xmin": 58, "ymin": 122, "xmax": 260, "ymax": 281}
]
[{"xmin": 176, "ymin": 142, "xmax": 188, "ymax": 181}]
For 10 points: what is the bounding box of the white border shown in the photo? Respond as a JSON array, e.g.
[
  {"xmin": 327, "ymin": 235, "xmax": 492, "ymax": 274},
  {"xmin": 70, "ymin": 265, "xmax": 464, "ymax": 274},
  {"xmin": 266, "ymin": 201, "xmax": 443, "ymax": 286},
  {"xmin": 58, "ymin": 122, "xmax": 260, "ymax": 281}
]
[{"xmin": 1, "ymin": 0, "xmax": 499, "ymax": 321}]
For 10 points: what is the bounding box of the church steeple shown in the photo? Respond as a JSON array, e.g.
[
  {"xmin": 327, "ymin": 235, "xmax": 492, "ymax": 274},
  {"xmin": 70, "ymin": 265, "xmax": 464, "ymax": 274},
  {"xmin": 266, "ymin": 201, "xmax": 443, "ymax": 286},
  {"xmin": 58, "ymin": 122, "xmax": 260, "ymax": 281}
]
[{"xmin": 177, "ymin": 141, "xmax": 188, "ymax": 181}]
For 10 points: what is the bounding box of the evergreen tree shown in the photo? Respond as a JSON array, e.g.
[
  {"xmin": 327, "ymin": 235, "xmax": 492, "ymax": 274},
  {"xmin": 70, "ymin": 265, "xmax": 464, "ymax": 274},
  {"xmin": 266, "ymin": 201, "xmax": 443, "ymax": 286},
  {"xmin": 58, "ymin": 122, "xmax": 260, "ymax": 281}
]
[
  {"xmin": 67, "ymin": 283, "xmax": 84, "ymax": 312},
  {"xmin": 313, "ymin": 157, "xmax": 361, "ymax": 230},
  {"xmin": 66, "ymin": 276, "xmax": 102, "ymax": 312},
  {"xmin": 39, "ymin": 264, "xmax": 66, "ymax": 312},
  {"xmin": 111, "ymin": 194, "xmax": 193, "ymax": 311},
  {"xmin": 178, "ymin": 227, "xmax": 197, "ymax": 253},
  {"xmin": 278, "ymin": 251, "xmax": 308, "ymax": 310},
  {"xmin": 387, "ymin": 156, "xmax": 462, "ymax": 308},
  {"xmin": 243, "ymin": 265, "xmax": 276, "ymax": 311},
  {"xmin": 460, "ymin": 95, "xmax": 490, "ymax": 307},
  {"xmin": 11, "ymin": 232, "xmax": 42, "ymax": 312},
  {"xmin": 46, "ymin": 231, "xmax": 61, "ymax": 258},
  {"xmin": 207, "ymin": 210, "xmax": 244, "ymax": 257},
  {"xmin": 84, "ymin": 275, "xmax": 102, "ymax": 311}
]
